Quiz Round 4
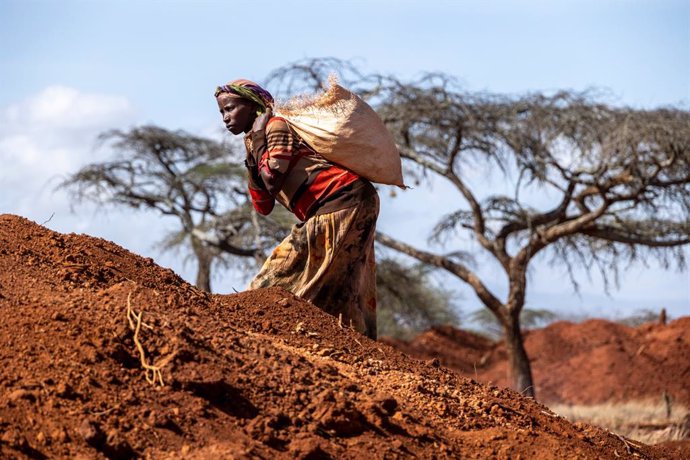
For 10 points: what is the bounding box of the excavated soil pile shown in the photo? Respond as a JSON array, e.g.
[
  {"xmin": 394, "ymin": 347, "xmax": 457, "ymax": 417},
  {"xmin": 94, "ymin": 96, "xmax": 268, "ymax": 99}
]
[
  {"xmin": 0, "ymin": 214, "xmax": 683, "ymax": 459},
  {"xmin": 383, "ymin": 318, "xmax": 690, "ymax": 406}
]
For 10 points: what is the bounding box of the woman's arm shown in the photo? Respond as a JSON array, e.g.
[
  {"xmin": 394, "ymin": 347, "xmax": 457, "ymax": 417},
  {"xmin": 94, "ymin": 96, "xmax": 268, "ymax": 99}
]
[
  {"xmin": 250, "ymin": 117, "xmax": 300, "ymax": 197},
  {"xmin": 245, "ymin": 114, "xmax": 275, "ymax": 215},
  {"xmin": 245, "ymin": 163, "xmax": 275, "ymax": 215}
]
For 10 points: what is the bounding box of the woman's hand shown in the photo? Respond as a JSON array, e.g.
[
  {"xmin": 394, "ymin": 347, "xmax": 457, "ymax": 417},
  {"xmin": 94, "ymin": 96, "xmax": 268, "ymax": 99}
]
[
  {"xmin": 244, "ymin": 155, "xmax": 264, "ymax": 189},
  {"xmin": 245, "ymin": 150, "xmax": 257, "ymax": 170},
  {"xmin": 252, "ymin": 107, "xmax": 272, "ymax": 133}
]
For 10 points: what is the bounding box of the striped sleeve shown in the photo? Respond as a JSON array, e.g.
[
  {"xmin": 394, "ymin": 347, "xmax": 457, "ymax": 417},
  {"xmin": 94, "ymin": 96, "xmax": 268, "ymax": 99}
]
[
  {"xmin": 251, "ymin": 117, "xmax": 299, "ymax": 197},
  {"xmin": 248, "ymin": 183, "xmax": 275, "ymax": 215},
  {"xmin": 244, "ymin": 138, "xmax": 275, "ymax": 216}
]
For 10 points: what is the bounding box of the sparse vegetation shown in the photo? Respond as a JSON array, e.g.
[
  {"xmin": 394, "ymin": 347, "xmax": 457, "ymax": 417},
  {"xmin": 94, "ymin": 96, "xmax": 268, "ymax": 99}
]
[
  {"xmin": 267, "ymin": 57, "xmax": 690, "ymax": 398},
  {"xmin": 58, "ymin": 126, "xmax": 265, "ymax": 292},
  {"xmin": 615, "ymin": 309, "xmax": 666, "ymax": 327},
  {"xmin": 468, "ymin": 307, "xmax": 558, "ymax": 340},
  {"xmin": 376, "ymin": 258, "xmax": 460, "ymax": 339}
]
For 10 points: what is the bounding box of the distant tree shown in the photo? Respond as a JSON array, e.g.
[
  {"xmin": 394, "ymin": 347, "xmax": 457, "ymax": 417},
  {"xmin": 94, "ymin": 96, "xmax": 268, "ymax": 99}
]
[
  {"xmin": 58, "ymin": 125, "xmax": 274, "ymax": 292},
  {"xmin": 268, "ymin": 58, "xmax": 690, "ymax": 398},
  {"xmin": 59, "ymin": 125, "xmax": 460, "ymax": 334},
  {"xmin": 614, "ymin": 308, "xmax": 664, "ymax": 328},
  {"xmin": 469, "ymin": 308, "xmax": 559, "ymax": 340}
]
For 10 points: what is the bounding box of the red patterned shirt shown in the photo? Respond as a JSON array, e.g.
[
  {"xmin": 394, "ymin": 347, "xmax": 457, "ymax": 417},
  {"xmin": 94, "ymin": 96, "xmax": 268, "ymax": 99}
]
[{"xmin": 244, "ymin": 117, "xmax": 366, "ymax": 221}]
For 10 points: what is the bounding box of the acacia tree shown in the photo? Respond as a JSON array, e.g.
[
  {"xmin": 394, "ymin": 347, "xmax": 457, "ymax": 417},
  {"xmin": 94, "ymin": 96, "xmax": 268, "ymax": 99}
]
[
  {"xmin": 268, "ymin": 59, "xmax": 690, "ymax": 397},
  {"xmin": 58, "ymin": 125, "xmax": 274, "ymax": 291},
  {"xmin": 59, "ymin": 123, "xmax": 461, "ymax": 336}
]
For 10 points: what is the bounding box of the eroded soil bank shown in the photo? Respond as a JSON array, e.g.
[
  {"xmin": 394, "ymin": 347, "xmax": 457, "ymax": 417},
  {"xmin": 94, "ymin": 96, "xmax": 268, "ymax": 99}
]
[
  {"xmin": 383, "ymin": 318, "xmax": 690, "ymax": 406},
  {"xmin": 0, "ymin": 214, "xmax": 683, "ymax": 458}
]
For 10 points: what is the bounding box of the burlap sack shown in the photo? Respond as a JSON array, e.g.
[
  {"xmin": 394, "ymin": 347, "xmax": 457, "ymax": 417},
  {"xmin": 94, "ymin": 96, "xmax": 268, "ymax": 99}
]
[{"xmin": 275, "ymin": 81, "xmax": 405, "ymax": 187}]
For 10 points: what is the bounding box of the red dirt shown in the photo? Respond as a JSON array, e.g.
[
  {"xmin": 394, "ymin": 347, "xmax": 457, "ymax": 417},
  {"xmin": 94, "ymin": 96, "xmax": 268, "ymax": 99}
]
[
  {"xmin": 0, "ymin": 214, "xmax": 685, "ymax": 459},
  {"xmin": 383, "ymin": 318, "xmax": 690, "ymax": 406}
]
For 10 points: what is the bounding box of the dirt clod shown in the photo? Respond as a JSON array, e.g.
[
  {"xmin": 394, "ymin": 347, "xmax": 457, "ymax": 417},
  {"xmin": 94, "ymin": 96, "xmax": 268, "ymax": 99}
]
[
  {"xmin": 0, "ymin": 214, "xmax": 683, "ymax": 459},
  {"xmin": 77, "ymin": 419, "xmax": 105, "ymax": 448},
  {"xmin": 7, "ymin": 389, "xmax": 36, "ymax": 403}
]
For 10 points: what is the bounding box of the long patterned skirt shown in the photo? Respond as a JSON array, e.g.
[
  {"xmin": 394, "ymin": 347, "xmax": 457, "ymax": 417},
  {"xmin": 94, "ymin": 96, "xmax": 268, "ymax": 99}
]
[{"xmin": 248, "ymin": 192, "xmax": 379, "ymax": 339}]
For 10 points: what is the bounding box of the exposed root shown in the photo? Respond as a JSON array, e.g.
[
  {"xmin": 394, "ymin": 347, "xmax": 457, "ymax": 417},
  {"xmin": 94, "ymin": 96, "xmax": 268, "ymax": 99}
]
[
  {"xmin": 294, "ymin": 320, "xmax": 319, "ymax": 338},
  {"xmin": 612, "ymin": 431, "xmax": 642, "ymax": 455},
  {"xmin": 336, "ymin": 314, "xmax": 364, "ymax": 348},
  {"xmin": 126, "ymin": 293, "xmax": 152, "ymax": 331},
  {"xmin": 126, "ymin": 291, "xmax": 175, "ymax": 386}
]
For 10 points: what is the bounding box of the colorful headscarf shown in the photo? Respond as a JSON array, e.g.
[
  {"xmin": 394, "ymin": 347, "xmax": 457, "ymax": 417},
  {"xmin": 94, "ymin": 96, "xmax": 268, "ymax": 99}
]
[{"xmin": 214, "ymin": 79, "xmax": 274, "ymax": 114}]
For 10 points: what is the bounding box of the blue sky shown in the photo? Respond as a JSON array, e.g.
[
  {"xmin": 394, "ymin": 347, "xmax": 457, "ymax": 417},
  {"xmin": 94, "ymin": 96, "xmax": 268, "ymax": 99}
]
[{"xmin": 1, "ymin": 0, "xmax": 688, "ymax": 319}]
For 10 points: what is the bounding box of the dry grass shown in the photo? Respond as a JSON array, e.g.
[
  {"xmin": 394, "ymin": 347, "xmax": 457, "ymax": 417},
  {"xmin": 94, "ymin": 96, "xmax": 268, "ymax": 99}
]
[
  {"xmin": 276, "ymin": 75, "xmax": 350, "ymax": 114},
  {"xmin": 550, "ymin": 400, "xmax": 690, "ymax": 445}
]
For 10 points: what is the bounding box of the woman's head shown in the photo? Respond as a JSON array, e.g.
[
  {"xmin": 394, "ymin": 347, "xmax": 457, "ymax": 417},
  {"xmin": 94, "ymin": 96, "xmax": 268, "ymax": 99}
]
[{"xmin": 215, "ymin": 79, "xmax": 274, "ymax": 135}]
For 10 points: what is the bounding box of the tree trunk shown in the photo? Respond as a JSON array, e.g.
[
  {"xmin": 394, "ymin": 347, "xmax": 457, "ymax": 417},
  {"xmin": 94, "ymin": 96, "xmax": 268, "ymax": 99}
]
[
  {"xmin": 195, "ymin": 257, "xmax": 212, "ymax": 293},
  {"xmin": 191, "ymin": 238, "xmax": 212, "ymax": 293},
  {"xmin": 503, "ymin": 316, "xmax": 536, "ymax": 398}
]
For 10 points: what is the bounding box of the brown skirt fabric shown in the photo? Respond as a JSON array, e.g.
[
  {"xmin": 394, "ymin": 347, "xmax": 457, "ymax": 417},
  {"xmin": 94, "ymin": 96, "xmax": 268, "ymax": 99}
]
[{"xmin": 248, "ymin": 192, "xmax": 379, "ymax": 339}]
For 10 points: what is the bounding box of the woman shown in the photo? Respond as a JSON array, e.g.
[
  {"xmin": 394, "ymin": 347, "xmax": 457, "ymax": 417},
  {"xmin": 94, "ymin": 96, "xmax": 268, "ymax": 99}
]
[{"xmin": 215, "ymin": 79, "xmax": 379, "ymax": 339}]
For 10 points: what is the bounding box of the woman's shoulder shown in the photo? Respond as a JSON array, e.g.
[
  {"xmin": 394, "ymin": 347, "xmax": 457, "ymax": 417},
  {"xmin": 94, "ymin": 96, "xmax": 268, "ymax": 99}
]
[
  {"xmin": 266, "ymin": 116, "xmax": 306, "ymax": 145},
  {"xmin": 266, "ymin": 116, "xmax": 290, "ymax": 132}
]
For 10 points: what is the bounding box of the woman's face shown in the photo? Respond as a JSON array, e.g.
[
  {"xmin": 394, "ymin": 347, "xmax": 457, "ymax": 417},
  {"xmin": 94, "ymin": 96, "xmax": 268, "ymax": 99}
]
[{"xmin": 216, "ymin": 93, "xmax": 256, "ymax": 135}]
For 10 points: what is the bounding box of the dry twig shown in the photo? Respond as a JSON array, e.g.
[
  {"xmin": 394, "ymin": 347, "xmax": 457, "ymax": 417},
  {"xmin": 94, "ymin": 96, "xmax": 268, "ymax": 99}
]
[
  {"xmin": 126, "ymin": 291, "xmax": 175, "ymax": 386},
  {"xmin": 613, "ymin": 432, "xmax": 642, "ymax": 455}
]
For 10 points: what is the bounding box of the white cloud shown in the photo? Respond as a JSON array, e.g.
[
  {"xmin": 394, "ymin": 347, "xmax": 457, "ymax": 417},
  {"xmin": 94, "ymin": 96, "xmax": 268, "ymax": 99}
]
[
  {"xmin": 0, "ymin": 86, "xmax": 135, "ymax": 179},
  {"xmin": 3, "ymin": 85, "xmax": 132, "ymax": 129},
  {"xmin": 0, "ymin": 86, "xmax": 148, "ymax": 253}
]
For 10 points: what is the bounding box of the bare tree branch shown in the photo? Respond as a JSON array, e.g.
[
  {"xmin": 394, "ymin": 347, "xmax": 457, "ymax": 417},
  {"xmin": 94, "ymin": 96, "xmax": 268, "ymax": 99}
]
[{"xmin": 376, "ymin": 232, "xmax": 503, "ymax": 315}]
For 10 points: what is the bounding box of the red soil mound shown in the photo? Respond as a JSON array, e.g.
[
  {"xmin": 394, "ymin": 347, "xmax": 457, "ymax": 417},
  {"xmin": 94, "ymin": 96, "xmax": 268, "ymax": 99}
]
[
  {"xmin": 383, "ymin": 317, "xmax": 690, "ymax": 406},
  {"xmin": 384, "ymin": 325, "xmax": 495, "ymax": 376},
  {"xmin": 0, "ymin": 214, "xmax": 683, "ymax": 458}
]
